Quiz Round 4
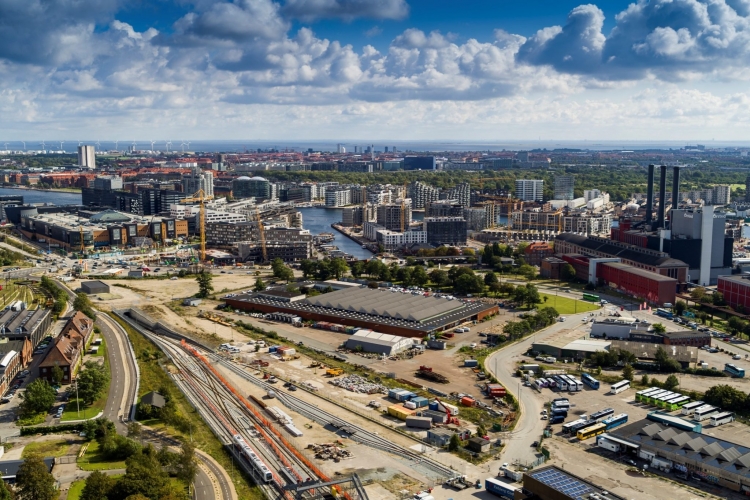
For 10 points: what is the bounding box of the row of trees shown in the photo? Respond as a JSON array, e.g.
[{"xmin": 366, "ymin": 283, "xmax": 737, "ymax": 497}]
[
  {"xmin": 40, "ymin": 276, "xmax": 67, "ymax": 316},
  {"xmin": 299, "ymin": 258, "xmax": 349, "ymax": 281},
  {"xmin": 20, "ymin": 361, "xmax": 109, "ymax": 419},
  {"xmin": 502, "ymin": 307, "xmax": 559, "ymax": 341}
]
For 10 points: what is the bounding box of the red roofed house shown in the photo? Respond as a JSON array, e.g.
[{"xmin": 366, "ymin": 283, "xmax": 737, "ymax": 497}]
[{"xmin": 38, "ymin": 312, "xmax": 94, "ymax": 384}]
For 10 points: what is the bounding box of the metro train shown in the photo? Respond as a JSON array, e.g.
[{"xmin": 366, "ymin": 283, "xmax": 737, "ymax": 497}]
[{"xmin": 232, "ymin": 434, "xmax": 274, "ymax": 483}]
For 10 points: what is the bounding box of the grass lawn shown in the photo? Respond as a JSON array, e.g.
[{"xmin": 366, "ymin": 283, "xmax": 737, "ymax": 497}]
[
  {"xmin": 77, "ymin": 440, "xmax": 127, "ymax": 471},
  {"xmin": 67, "ymin": 480, "xmax": 85, "ymax": 500},
  {"xmin": 22, "ymin": 439, "xmax": 71, "ymax": 458},
  {"xmin": 539, "ymin": 293, "xmax": 600, "ymax": 315}
]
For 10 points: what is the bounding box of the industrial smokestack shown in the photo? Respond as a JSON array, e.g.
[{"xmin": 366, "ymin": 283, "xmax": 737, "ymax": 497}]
[
  {"xmin": 646, "ymin": 164, "xmax": 655, "ymax": 224},
  {"xmin": 657, "ymin": 165, "xmax": 667, "ymax": 228},
  {"xmin": 672, "ymin": 166, "xmax": 680, "ymax": 214}
]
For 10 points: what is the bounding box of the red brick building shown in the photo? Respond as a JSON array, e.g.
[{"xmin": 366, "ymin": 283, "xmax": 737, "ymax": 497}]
[
  {"xmin": 524, "ymin": 242, "xmax": 554, "ymax": 266},
  {"xmin": 717, "ymin": 275, "xmax": 750, "ymax": 312},
  {"xmin": 598, "ymin": 262, "xmax": 677, "ymax": 306},
  {"xmin": 540, "ymin": 257, "xmax": 566, "ymax": 279},
  {"xmin": 38, "ymin": 312, "xmax": 94, "ymax": 384}
]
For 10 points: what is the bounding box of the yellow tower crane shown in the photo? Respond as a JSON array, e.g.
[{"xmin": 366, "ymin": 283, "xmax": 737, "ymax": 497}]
[
  {"xmin": 255, "ymin": 210, "xmax": 268, "ymax": 263},
  {"xmin": 179, "ymin": 189, "xmax": 214, "ymax": 261}
]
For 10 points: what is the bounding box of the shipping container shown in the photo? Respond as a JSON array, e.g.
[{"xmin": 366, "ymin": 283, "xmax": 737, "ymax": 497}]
[
  {"xmin": 411, "ymin": 396, "xmax": 429, "ymax": 408},
  {"xmin": 405, "ymin": 416, "xmax": 433, "ymax": 429},
  {"xmin": 388, "ymin": 389, "xmax": 409, "ymax": 400},
  {"xmin": 464, "ymin": 359, "xmax": 478, "ymax": 367},
  {"xmin": 387, "ymin": 404, "xmax": 415, "ymax": 420},
  {"xmin": 418, "ymin": 409, "xmax": 447, "ymax": 423},
  {"xmin": 404, "ymin": 401, "xmax": 417, "ymax": 410},
  {"xmin": 268, "ymin": 346, "xmax": 278, "ymax": 353},
  {"xmin": 460, "ymin": 397, "xmax": 475, "ymax": 407}
]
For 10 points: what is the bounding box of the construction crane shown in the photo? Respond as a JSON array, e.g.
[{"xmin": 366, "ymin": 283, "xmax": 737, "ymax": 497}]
[
  {"xmin": 79, "ymin": 226, "xmax": 85, "ymax": 256},
  {"xmin": 179, "ymin": 189, "xmax": 213, "ymax": 261},
  {"xmin": 255, "ymin": 210, "xmax": 268, "ymax": 263}
]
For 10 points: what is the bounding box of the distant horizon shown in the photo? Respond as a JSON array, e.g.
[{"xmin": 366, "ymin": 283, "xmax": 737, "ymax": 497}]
[{"xmin": 8, "ymin": 138, "xmax": 750, "ymax": 154}]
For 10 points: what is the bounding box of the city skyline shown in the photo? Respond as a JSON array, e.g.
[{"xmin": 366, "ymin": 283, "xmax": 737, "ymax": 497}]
[{"xmin": 2, "ymin": 0, "xmax": 750, "ymax": 141}]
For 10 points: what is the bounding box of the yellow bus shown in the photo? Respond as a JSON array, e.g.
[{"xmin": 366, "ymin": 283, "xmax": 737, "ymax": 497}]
[{"xmin": 577, "ymin": 422, "xmax": 607, "ymax": 441}]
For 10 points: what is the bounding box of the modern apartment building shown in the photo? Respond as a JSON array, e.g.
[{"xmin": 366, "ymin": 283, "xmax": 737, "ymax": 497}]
[
  {"xmin": 77, "ymin": 145, "xmax": 96, "ymax": 169},
  {"xmin": 554, "ymin": 175, "xmax": 575, "ymax": 200},
  {"xmin": 325, "ymin": 189, "xmax": 351, "ymax": 207},
  {"xmin": 424, "ymin": 217, "xmax": 467, "ymax": 246},
  {"xmin": 515, "ymin": 179, "xmax": 544, "ymax": 201}
]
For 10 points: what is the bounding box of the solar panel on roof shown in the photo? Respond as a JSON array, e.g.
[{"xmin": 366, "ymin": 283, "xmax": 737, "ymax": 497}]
[{"xmin": 530, "ymin": 469, "xmax": 596, "ymax": 499}]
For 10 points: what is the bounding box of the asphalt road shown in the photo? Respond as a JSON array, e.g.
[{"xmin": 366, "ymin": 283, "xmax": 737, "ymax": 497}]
[{"xmin": 97, "ymin": 313, "xmax": 138, "ymax": 432}]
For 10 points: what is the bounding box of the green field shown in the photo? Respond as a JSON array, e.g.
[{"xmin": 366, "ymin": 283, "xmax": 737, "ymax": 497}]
[
  {"xmin": 22, "ymin": 439, "xmax": 71, "ymax": 458},
  {"xmin": 61, "ymin": 336, "xmax": 110, "ymax": 421},
  {"xmin": 539, "ymin": 293, "xmax": 600, "ymax": 315}
]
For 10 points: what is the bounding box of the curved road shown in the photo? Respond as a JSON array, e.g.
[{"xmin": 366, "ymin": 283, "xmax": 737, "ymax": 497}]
[{"xmin": 52, "ymin": 280, "xmax": 232, "ymax": 500}]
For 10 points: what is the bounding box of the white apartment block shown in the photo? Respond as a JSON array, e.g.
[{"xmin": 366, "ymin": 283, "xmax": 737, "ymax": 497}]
[
  {"xmin": 325, "ymin": 189, "xmax": 351, "ymax": 207},
  {"xmin": 169, "ymin": 204, "xmax": 247, "ymax": 223},
  {"xmin": 515, "ymin": 179, "xmax": 544, "ymax": 201}
]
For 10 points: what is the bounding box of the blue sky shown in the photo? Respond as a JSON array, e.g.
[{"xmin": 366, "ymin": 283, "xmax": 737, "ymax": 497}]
[{"xmin": 1, "ymin": 0, "xmax": 750, "ymax": 142}]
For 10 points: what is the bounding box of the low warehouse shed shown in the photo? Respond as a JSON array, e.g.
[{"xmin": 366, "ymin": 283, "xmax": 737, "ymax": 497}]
[
  {"xmin": 344, "ymin": 330, "xmax": 413, "ymax": 355},
  {"xmin": 81, "ymin": 280, "xmax": 110, "ymax": 294}
]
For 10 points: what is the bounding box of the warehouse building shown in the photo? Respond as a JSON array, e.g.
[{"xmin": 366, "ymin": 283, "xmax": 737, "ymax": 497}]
[
  {"xmin": 598, "ymin": 261, "xmax": 677, "ymax": 306},
  {"xmin": 609, "ymin": 340, "xmax": 698, "ymax": 368},
  {"xmin": 609, "ymin": 420, "xmax": 750, "ymax": 495},
  {"xmin": 80, "ymin": 281, "xmax": 110, "ymax": 295},
  {"xmin": 532, "ymin": 338, "xmax": 610, "ymax": 360},
  {"xmin": 344, "ymin": 330, "xmax": 413, "ymax": 355},
  {"xmin": 717, "ymin": 275, "xmax": 750, "ymax": 312},
  {"xmin": 224, "ymin": 287, "xmax": 498, "ymax": 338},
  {"xmin": 517, "ymin": 465, "xmax": 626, "ymax": 500}
]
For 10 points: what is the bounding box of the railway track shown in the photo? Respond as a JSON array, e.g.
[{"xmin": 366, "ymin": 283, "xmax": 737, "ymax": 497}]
[
  {"xmin": 209, "ymin": 354, "xmax": 456, "ymax": 480},
  {"xmin": 121, "ymin": 316, "xmax": 340, "ymax": 500}
]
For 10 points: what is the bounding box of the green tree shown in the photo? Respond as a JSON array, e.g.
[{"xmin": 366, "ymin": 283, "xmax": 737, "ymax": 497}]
[
  {"xmin": 253, "ymin": 277, "xmax": 266, "ymax": 292},
  {"xmin": 454, "ymin": 274, "xmax": 484, "ymax": 295},
  {"xmin": 712, "ymin": 291, "xmax": 725, "ymax": 306},
  {"xmin": 349, "ymin": 261, "xmax": 365, "ymax": 278},
  {"xmin": 651, "ymin": 323, "xmax": 666, "ymax": 334},
  {"xmin": 640, "ymin": 374, "xmax": 650, "ymax": 386},
  {"xmin": 127, "ymin": 421, "xmax": 142, "ymax": 440},
  {"xmin": 176, "ymin": 441, "xmax": 198, "ymax": 490},
  {"xmin": 690, "ymin": 287, "xmax": 706, "ymax": 301},
  {"xmin": 448, "ymin": 433, "xmax": 461, "ymax": 451},
  {"xmin": 300, "ymin": 259, "xmax": 317, "ymax": 279},
  {"xmin": 195, "ymin": 272, "xmax": 213, "ymax": 298},
  {"xmin": 77, "ymin": 361, "xmax": 110, "ymax": 405},
  {"xmin": 484, "ymin": 271, "xmax": 498, "ymax": 286},
  {"xmin": 674, "ymin": 300, "xmax": 687, "ymax": 316},
  {"xmin": 411, "ymin": 266, "xmax": 429, "ymax": 287},
  {"xmin": 622, "ymin": 364, "xmax": 634, "ymax": 382},
  {"xmin": 115, "ymin": 447, "xmax": 170, "ymax": 500},
  {"xmin": 16, "ymin": 455, "xmax": 56, "ymax": 500},
  {"xmin": 560, "ymin": 263, "xmax": 576, "ymax": 281},
  {"xmin": 664, "ymin": 374, "xmax": 680, "ymax": 391},
  {"xmin": 330, "ymin": 258, "xmax": 349, "ymax": 280},
  {"xmin": 50, "ymin": 365, "xmax": 64, "ymax": 386},
  {"xmin": 428, "ymin": 269, "xmax": 449, "ymax": 288},
  {"xmin": 476, "ymin": 424, "xmax": 487, "ymax": 437},
  {"xmin": 727, "ymin": 316, "xmax": 745, "ymax": 336},
  {"xmin": 654, "ymin": 346, "xmax": 682, "ymax": 372},
  {"xmin": 19, "ymin": 379, "xmax": 56, "ymax": 417},
  {"xmin": 704, "ymin": 384, "xmax": 749, "ymax": 412},
  {"xmin": 73, "ymin": 292, "xmax": 96, "ymax": 318},
  {"xmin": 81, "ymin": 471, "xmax": 114, "ymax": 500}
]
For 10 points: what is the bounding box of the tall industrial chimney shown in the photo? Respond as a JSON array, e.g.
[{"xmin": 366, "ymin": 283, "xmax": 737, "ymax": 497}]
[
  {"xmin": 672, "ymin": 166, "xmax": 680, "ymax": 213},
  {"xmin": 657, "ymin": 165, "xmax": 667, "ymax": 228},
  {"xmin": 646, "ymin": 164, "xmax": 655, "ymax": 224}
]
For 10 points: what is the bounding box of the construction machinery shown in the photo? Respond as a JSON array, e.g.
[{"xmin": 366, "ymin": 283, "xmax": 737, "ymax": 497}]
[
  {"xmin": 416, "ymin": 365, "xmax": 449, "ymax": 384},
  {"xmin": 179, "ymin": 189, "xmax": 214, "ymax": 261},
  {"xmin": 254, "ymin": 209, "xmax": 268, "ymax": 263},
  {"xmin": 325, "ymin": 367, "xmax": 344, "ymax": 377}
]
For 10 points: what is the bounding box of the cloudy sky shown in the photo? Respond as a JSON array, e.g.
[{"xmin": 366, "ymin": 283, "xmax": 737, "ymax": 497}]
[{"xmin": 3, "ymin": 0, "xmax": 750, "ymax": 142}]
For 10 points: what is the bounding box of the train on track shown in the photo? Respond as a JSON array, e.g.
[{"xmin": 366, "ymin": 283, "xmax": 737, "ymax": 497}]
[{"xmin": 232, "ymin": 434, "xmax": 274, "ymax": 483}]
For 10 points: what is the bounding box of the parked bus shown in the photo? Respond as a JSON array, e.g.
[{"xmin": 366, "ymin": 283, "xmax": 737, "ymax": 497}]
[
  {"xmin": 569, "ymin": 420, "xmax": 598, "ymax": 435},
  {"xmin": 664, "ymin": 396, "xmax": 691, "ymax": 411},
  {"xmin": 571, "ymin": 377, "xmax": 584, "ymax": 391},
  {"xmin": 577, "ymin": 422, "xmax": 607, "ymax": 441},
  {"xmin": 724, "ymin": 363, "xmax": 746, "ymax": 378},
  {"xmin": 609, "ymin": 380, "xmax": 631, "ymax": 395},
  {"xmin": 564, "ymin": 375, "xmax": 581, "ymax": 392},
  {"xmin": 709, "ymin": 412, "xmax": 735, "ymax": 427},
  {"xmin": 582, "ymin": 293, "xmax": 600, "ymax": 303},
  {"xmin": 644, "ymin": 390, "xmax": 670, "ymax": 405},
  {"xmin": 655, "ymin": 308, "xmax": 674, "ymax": 319},
  {"xmin": 485, "ymin": 477, "xmax": 519, "ymax": 499},
  {"xmin": 554, "ymin": 376, "xmax": 568, "ymax": 392},
  {"xmin": 602, "ymin": 413, "xmax": 629, "ymax": 430},
  {"xmin": 694, "ymin": 405, "xmax": 719, "ymax": 421},
  {"xmin": 635, "ymin": 387, "xmax": 661, "ymax": 402},
  {"xmin": 562, "ymin": 418, "xmax": 588, "ymax": 435},
  {"xmin": 590, "ymin": 408, "xmax": 615, "ymax": 422},
  {"xmin": 653, "ymin": 392, "xmax": 678, "ymax": 408},
  {"xmin": 547, "ymin": 378, "xmax": 557, "ymax": 389},
  {"xmin": 681, "ymin": 401, "xmax": 705, "ymax": 415},
  {"xmin": 581, "ymin": 373, "xmax": 600, "ymax": 390}
]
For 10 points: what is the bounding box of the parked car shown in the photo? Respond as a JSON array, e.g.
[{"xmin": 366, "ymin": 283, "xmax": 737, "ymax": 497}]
[{"xmin": 733, "ymin": 354, "xmax": 742, "ymax": 360}]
